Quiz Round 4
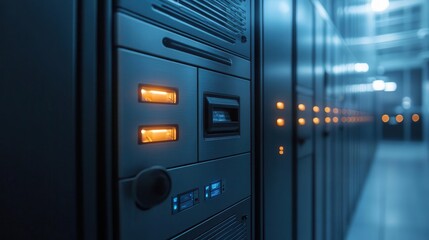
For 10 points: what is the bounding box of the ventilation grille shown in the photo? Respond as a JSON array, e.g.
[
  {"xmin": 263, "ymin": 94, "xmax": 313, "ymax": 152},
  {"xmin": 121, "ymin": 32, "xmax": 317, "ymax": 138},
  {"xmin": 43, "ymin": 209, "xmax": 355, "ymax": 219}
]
[
  {"xmin": 153, "ymin": 0, "xmax": 247, "ymax": 44},
  {"xmin": 194, "ymin": 215, "xmax": 247, "ymax": 240}
]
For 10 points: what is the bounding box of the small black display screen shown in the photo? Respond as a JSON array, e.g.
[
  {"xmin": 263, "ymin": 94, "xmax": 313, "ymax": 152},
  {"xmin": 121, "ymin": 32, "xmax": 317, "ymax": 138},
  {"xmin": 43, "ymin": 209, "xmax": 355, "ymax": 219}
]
[{"xmin": 212, "ymin": 110, "xmax": 232, "ymax": 123}]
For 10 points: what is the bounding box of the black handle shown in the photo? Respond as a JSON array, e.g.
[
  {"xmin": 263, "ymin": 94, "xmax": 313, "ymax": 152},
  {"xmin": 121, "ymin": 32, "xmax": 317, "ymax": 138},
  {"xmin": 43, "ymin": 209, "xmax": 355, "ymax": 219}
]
[{"xmin": 133, "ymin": 166, "xmax": 172, "ymax": 210}]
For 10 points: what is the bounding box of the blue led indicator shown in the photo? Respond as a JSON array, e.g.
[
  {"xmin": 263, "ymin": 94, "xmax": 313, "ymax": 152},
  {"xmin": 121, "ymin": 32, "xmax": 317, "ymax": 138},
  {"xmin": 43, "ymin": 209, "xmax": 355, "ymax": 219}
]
[
  {"xmin": 205, "ymin": 186, "xmax": 210, "ymax": 191},
  {"xmin": 211, "ymin": 189, "xmax": 221, "ymax": 198},
  {"xmin": 211, "ymin": 182, "xmax": 221, "ymax": 190},
  {"xmin": 173, "ymin": 205, "xmax": 178, "ymax": 210},
  {"xmin": 173, "ymin": 197, "xmax": 178, "ymax": 203}
]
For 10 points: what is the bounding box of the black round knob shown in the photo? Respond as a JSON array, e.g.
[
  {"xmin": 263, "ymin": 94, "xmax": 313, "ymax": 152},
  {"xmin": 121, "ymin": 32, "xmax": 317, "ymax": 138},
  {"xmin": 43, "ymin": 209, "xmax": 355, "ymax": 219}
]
[{"xmin": 133, "ymin": 166, "xmax": 172, "ymax": 210}]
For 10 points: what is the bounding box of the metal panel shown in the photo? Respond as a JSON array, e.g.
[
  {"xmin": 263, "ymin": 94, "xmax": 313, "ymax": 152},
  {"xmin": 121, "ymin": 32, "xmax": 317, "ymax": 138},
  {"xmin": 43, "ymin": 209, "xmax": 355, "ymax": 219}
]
[
  {"xmin": 172, "ymin": 198, "xmax": 251, "ymax": 240},
  {"xmin": 296, "ymin": 0, "xmax": 315, "ymax": 89},
  {"xmin": 198, "ymin": 69, "xmax": 250, "ymax": 161},
  {"xmin": 314, "ymin": 12, "xmax": 326, "ymax": 240},
  {"xmin": 260, "ymin": 0, "xmax": 294, "ymax": 239},
  {"xmin": 297, "ymin": 155, "xmax": 313, "ymax": 240},
  {"xmin": 116, "ymin": 13, "xmax": 250, "ymax": 80},
  {"xmin": 117, "ymin": 49, "xmax": 197, "ymax": 178},
  {"xmin": 118, "ymin": 154, "xmax": 251, "ymax": 240},
  {"xmin": 117, "ymin": 0, "xmax": 251, "ymax": 58},
  {"xmin": 0, "ymin": 1, "xmax": 78, "ymax": 239},
  {"xmin": 295, "ymin": 2, "xmax": 314, "ymax": 240}
]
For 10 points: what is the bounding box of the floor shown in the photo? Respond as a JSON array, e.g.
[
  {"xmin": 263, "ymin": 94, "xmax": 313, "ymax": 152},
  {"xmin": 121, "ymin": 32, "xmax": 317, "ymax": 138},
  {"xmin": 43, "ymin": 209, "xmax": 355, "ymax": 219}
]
[{"xmin": 346, "ymin": 141, "xmax": 429, "ymax": 240}]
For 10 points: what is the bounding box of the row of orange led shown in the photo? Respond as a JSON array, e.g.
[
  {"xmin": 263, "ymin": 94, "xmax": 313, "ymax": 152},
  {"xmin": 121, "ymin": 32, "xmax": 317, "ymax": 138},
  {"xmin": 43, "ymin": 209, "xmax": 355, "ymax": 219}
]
[
  {"xmin": 276, "ymin": 102, "xmax": 373, "ymax": 126},
  {"xmin": 381, "ymin": 114, "xmax": 420, "ymax": 123},
  {"xmin": 294, "ymin": 103, "xmax": 370, "ymax": 117}
]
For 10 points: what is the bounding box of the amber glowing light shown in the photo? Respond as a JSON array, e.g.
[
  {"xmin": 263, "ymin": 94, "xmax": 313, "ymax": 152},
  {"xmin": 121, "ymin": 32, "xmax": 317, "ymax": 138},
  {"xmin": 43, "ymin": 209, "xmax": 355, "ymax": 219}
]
[
  {"xmin": 313, "ymin": 106, "xmax": 320, "ymax": 113},
  {"xmin": 276, "ymin": 102, "xmax": 285, "ymax": 110},
  {"xmin": 298, "ymin": 118, "xmax": 306, "ymax": 126},
  {"xmin": 298, "ymin": 104, "xmax": 306, "ymax": 111},
  {"xmin": 139, "ymin": 86, "xmax": 177, "ymax": 104},
  {"xmin": 324, "ymin": 107, "xmax": 331, "ymax": 113},
  {"xmin": 325, "ymin": 117, "xmax": 331, "ymax": 124},
  {"xmin": 395, "ymin": 114, "xmax": 404, "ymax": 123},
  {"xmin": 333, "ymin": 108, "xmax": 339, "ymax": 114},
  {"xmin": 313, "ymin": 117, "xmax": 320, "ymax": 125},
  {"xmin": 381, "ymin": 114, "xmax": 389, "ymax": 123},
  {"xmin": 333, "ymin": 117, "xmax": 339, "ymax": 123},
  {"xmin": 140, "ymin": 126, "xmax": 177, "ymax": 143},
  {"xmin": 277, "ymin": 118, "xmax": 285, "ymax": 126},
  {"xmin": 412, "ymin": 114, "xmax": 420, "ymax": 122}
]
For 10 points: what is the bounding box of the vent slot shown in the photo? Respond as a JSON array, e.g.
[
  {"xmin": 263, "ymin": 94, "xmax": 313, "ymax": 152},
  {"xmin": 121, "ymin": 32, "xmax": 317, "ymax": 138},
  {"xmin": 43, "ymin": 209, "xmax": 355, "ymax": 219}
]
[
  {"xmin": 195, "ymin": 215, "xmax": 247, "ymax": 240},
  {"xmin": 153, "ymin": 0, "xmax": 247, "ymax": 44}
]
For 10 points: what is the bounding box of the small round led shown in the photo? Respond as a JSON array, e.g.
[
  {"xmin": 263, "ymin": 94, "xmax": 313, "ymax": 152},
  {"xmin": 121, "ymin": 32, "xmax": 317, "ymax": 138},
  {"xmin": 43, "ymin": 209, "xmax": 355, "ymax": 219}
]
[
  {"xmin": 298, "ymin": 104, "xmax": 306, "ymax": 111},
  {"xmin": 313, "ymin": 106, "xmax": 320, "ymax": 113},
  {"xmin": 325, "ymin": 117, "xmax": 331, "ymax": 124},
  {"xmin": 381, "ymin": 114, "xmax": 389, "ymax": 123},
  {"xmin": 313, "ymin": 117, "xmax": 320, "ymax": 125},
  {"xmin": 298, "ymin": 118, "xmax": 306, "ymax": 126},
  {"xmin": 396, "ymin": 114, "xmax": 404, "ymax": 123},
  {"xmin": 276, "ymin": 102, "xmax": 285, "ymax": 110},
  {"xmin": 324, "ymin": 107, "xmax": 331, "ymax": 113},
  {"xmin": 333, "ymin": 117, "xmax": 339, "ymax": 123},
  {"xmin": 412, "ymin": 114, "xmax": 420, "ymax": 122},
  {"xmin": 277, "ymin": 118, "xmax": 285, "ymax": 126}
]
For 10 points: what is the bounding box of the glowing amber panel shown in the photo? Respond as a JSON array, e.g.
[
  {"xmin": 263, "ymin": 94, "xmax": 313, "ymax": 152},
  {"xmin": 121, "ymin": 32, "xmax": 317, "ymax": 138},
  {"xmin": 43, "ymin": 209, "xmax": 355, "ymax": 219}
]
[
  {"xmin": 139, "ymin": 85, "xmax": 177, "ymax": 104},
  {"xmin": 140, "ymin": 126, "xmax": 177, "ymax": 144}
]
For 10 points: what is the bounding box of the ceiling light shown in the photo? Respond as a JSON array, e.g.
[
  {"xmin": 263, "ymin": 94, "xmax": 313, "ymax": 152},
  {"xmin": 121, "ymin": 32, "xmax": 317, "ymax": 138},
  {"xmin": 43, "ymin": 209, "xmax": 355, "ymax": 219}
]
[
  {"xmin": 384, "ymin": 82, "xmax": 397, "ymax": 92},
  {"xmin": 354, "ymin": 63, "xmax": 369, "ymax": 73},
  {"xmin": 371, "ymin": 0, "xmax": 389, "ymax": 12},
  {"xmin": 372, "ymin": 80, "xmax": 385, "ymax": 91}
]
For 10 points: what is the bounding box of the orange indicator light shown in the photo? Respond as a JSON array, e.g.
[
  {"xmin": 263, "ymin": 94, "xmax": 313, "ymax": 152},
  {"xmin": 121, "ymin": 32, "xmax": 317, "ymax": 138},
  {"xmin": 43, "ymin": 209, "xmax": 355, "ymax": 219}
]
[
  {"xmin": 325, "ymin": 117, "xmax": 331, "ymax": 123},
  {"xmin": 313, "ymin": 106, "xmax": 320, "ymax": 113},
  {"xmin": 313, "ymin": 117, "xmax": 320, "ymax": 125},
  {"xmin": 140, "ymin": 126, "xmax": 177, "ymax": 144},
  {"xmin": 324, "ymin": 107, "xmax": 331, "ymax": 113},
  {"xmin": 396, "ymin": 114, "xmax": 404, "ymax": 123},
  {"xmin": 298, "ymin": 118, "xmax": 306, "ymax": 126},
  {"xmin": 333, "ymin": 117, "xmax": 339, "ymax": 123},
  {"xmin": 276, "ymin": 102, "xmax": 285, "ymax": 110},
  {"xmin": 412, "ymin": 114, "xmax": 420, "ymax": 122},
  {"xmin": 139, "ymin": 85, "xmax": 177, "ymax": 104},
  {"xmin": 381, "ymin": 114, "xmax": 389, "ymax": 123},
  {"xmin": 298, "ymin": 104, "xmax": 306, "ymax": 111},
  {"xmin": 277, "ymin": 118, "xmax": 285, "ymax": 126}
]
